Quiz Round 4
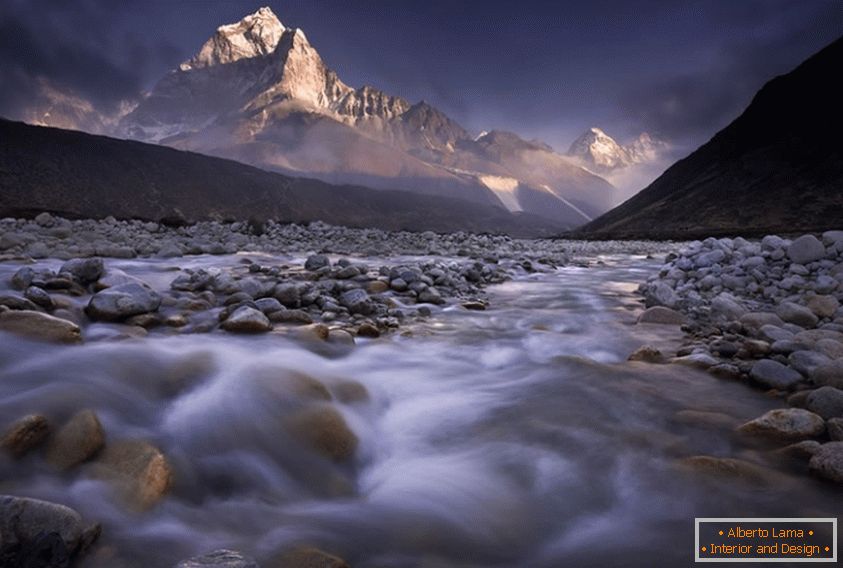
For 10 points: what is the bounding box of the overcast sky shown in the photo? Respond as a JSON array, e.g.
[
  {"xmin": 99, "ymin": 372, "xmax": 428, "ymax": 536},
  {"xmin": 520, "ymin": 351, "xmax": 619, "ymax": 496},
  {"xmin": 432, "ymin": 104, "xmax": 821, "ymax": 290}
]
[{"xmin": 1, "ymin": 0, "xmax": 841, "ymax": 153}]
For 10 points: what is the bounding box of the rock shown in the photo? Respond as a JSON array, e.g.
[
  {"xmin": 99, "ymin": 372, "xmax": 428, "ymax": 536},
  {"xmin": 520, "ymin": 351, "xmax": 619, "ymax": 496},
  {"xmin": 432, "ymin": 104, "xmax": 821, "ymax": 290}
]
[
  {"xmin": 390, "ymin": 278, "xmax": 408, "ymax": 292},
  {"xmin": 815, "ymin": 338, "xmax": 843, "ymax": 359},
  {"xmin": 273, "ymin": 283, "xmax": 301, "ymax": 308},
  {"xmin": 1, "ymin": 414, "xmax": 50, "ymax": 458},
  {"xmin": 24, "ymin": 285, "xmax": 54, "ymax": 309},
  {"xmin": 274, "ymin": 547, "xmax": 350, "ymax": 568},
  {"xmin": 828, "ymin": 418, "xmax": 843, "ymax": 441},
  {"xmin": 671, "ymin": 353, "xmax": 718, "ymax": 369},
  {"xmin": 812, "ymin": 360, "xmax": 843, "ymax": 389},
  {"xmin": 418, "ymin": 287, "xmax": 445, "ymax": 305},
  {"xmin": 221, "ymin": 306, "xmax": 272, "ymax": 333},
  {"xmin": 304, "ymin": 254, "xmax": 330, "ymax": 271},
  {"xmin": 156, "ymin": 243, "xmax": 183, "ymax": 258},
  {"xmin": 11, "ymin": 266, "xmax": 36, "ymax": 290},
  {"xmin": 737, "ymin": 408, "xmax": 825, "ymax": 441},
  {"xmin": 776, "ymin": 301, "xmax": 819, "ymax": 328},
  {"xmin": 808, "ymin": 442, "xmax": 843, "ymax": 483},
  {"xmin": 356, "ymin": 323, "xmax": 380, "ymax": 338},
  {"xmin": 335, "ymin": 265, "xmax": 359, "ymax": 279},
  {"xmin": 673, "ymin": 410, "xmax": 738, "ymax": 429},
  {"xmin": 749, "ymin": 359, "xmax": 803, "ymax": 390},
  {"xmin": 0, "ymin": 294, "xmax": 40, "ymax": 311},
  {"xmin": 269, "ymin": 309, "xmax": 313, "ymax": 325},
  {"xmin": 788, "ymin": 350, "xmax": 831, "ymax": 377},
  {"xmin": 59, "ymin": 258, "xmax": 104, "ymax": 284},
  {"xmin": 333, "ymin": 381, "xmax": 369, "ymax": 404},
  {"xmin": 94, "ymin": 440, "xmax": 172, "ymax": 509},
  {"xmin": 175, "ymin": 549, "xmax": 259, "ymax": 568},
  {"xmin": 743, "ymin": 339, "xmax": 771, "ymax": 357},
  {"xmin": 774, "ymin": 440, "xmax": 822, "ymax": 460},
  {"xmin": 86, "ymin": 282, "xmax": 161, "ymax": 321},
  {"xmin": 255, "ymin": 297, "xmax": 284, "ymax": 314},
  {"xmin": 739, "ymin": 312, "xmax": 785, "ymax": 330},
  {"xmin": 0, "ymin": 310, "xmax": 82, "ymax": 343},
  {"xmin": 805, "ymin": 386, "xmax": 843, "ymax": 419},
  {"xmin": 711, "ymin": 293, "xmax": 746, "ymax": 321},
  {"xmin": 46, "ymin": 410, "xmax": 105, "ymax": 470},
  {"xmin": 807, "ymin": 295, "xmax": 840, "ymax": 319},
  {"xmin": 0, "ymin": 495, "xmax": 100, "ymax": 563},
  {"xmin": 326, "ymin": 329, "xmax": 355, "ymax": 346},
  {"xmin": 287, "ymin": 406, "xmax": 358, "ymax": 461},
  {"xmin": 295, "ymin": 323, "xmax": 330, "ymax": 342},
  {"xmin": 646, "ymin": 282, "xmax": 679, "ymax": 308},
  {"xmin": 339, "ymin": 288, "xmax": 373, "ymax": 315},
  {"xmin": 708, "ymin": 363, "xmax": 743, "ymax": 380},
  {"xmin": 366, "ymin": 280, "xmax": 389, "ymax": 294},
  {"xmin": 677, "ymin": 456, "xmax": 784, "ymax": 486},
  {"xmin": 628, "ymin": 345, "xmax": 665, "ymax": 363},
  {"xmin": 637, "ymin": 306, "xmax": 685, "ymax": 325},
  {"xmin": 787, "ymin": 234, "xmax": 826, "ymax": 264},
  {"xmin": 461, "ymin": 301, "xmax": 487, "ymax": 311}
]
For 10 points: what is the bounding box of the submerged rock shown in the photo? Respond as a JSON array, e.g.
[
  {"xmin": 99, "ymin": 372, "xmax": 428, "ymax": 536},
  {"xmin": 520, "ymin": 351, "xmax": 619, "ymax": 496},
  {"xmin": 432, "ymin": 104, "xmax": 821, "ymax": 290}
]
[
  {"xmin": 221, "ymin": 306, "xmax": 272, "ymax": 333},
  {"xmin": 175, "ymin": 549, "xmax": 259, "ymax": 568},
  {"xmin": 86, "ymin": 282, "xmax": 161, "ymax": 321},
  {"xmin": 46, "ymin": 410, "xmax": 105, "ymax": 470},
  {"xmin": 94, "ymin": 440, "xmax": 172, "ymax": 510},
  {"xmin": 0, "ymin": 310, "xmax": 82, "ymax": 344},
  {"xmin": 637, "ymin": 306, "xmax": 685, "ymax": 325},
  {"xmin": 737, "ymin": 408, "xmax": 825, "ymax": 441},
  {"xmin": 287, "ymin": 406, "xmax": 358, "ymax": 462},
  {"xmin": 274, "ymin": 547, "xmax": 350, "ymax": 568},
  {"xmin": 1, "ymin": 414, "xmax": 50, "ymax": 458}
]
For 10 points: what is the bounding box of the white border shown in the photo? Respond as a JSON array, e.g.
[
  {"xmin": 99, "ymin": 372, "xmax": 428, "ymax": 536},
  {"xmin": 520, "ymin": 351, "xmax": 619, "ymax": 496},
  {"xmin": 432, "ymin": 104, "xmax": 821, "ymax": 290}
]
[{"xmin": 695, "ymin": 518, "xmax": 837, "ymax": 563}]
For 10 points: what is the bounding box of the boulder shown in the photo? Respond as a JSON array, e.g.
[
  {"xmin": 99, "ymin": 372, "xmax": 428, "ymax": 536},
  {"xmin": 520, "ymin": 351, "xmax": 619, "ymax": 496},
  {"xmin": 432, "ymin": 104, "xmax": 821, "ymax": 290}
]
[
  {"xmin": 86, "ymin": 283, "xmax": 161, "ymax": 321},
  {"xmin": 787, "ymin": 235, "xmax": 826, "ymax": 265},
  {"xmin": 637, "ymin": 306, "xmax": 685, "ymax": 325},
  {"xmin": 304, "ymin": 254, "xmax": 330, "ymax": 271},
  {"xmin": 59, "ymin": 258, "xmax": 104, "ymax": 284},
  {"xmin": 776, "ymin": 302, "xmax": 819, "ymax": 328},
  {"xmin": 339, "ymin": 289, "xmax": 373, "ymax": 315},
  {"xmin": 0, "ymin": 310, "xmax": 82, "ymax": 343},
  {"xmin": 1, "ymin": 414, "xmax": 50, "ymax": 458},
  {"xmin": 645, "ymin": 282, "xmax": 678, "ymax": 308},
  {"xmin": 175, "ymin": 549, "xmax": 259, "ymax": 568},
  {"xmin": 221, "ymin": 306, "xmax": 272, "ymax": 333},
  {"xmin": 805, "ymin": 386, "xmax": 843, "ymax": 419},
  {"xmin": 46, "ymin": 410, "xmax": 105, "ymax": 470},
  {"xmin": 749, "ymin": 359, "xmax": 802, "ymax": 390},
  {"xmin": 94, "ymin": 440, "xmax": 172, "ymax": 510},
  {"xmin": 808, "ymin": 442, "xmax": 843, "ymax": 483},
  {"xmin": 737, "ymin": 408, "xmax": 825, "ymax": 441},
  {"xmin": 287, "ymin": 406, "xmax": 358, "ymax": 462}
]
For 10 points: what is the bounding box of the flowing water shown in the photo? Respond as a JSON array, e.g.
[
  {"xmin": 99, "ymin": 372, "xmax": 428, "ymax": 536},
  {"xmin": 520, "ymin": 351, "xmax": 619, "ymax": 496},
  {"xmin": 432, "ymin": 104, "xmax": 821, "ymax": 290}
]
[{"xmin": 0, "ymin": 254, "xmax": 839, "ymax": 567}]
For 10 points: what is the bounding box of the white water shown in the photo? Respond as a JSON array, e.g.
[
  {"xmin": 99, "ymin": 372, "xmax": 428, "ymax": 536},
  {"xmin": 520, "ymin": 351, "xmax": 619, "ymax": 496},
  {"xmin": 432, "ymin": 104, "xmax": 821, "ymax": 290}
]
[{"xmin": 0, "ymin": 255, "xmax": 838, "ymax": 567}]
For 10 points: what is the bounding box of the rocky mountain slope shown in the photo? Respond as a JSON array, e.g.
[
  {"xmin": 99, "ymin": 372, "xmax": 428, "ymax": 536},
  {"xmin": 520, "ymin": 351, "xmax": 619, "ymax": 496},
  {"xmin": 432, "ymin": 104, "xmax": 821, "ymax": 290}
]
[
  {"xmin": 576, "ymin": 36, "xmax": 843, "ymax": 239},
  {"xmin": 117, "ymin": 7, "xmax": 615, "ymax": 226},
  {"xmin": 0, "ymin": 119, "xmax": 560, "ymax": 236}
]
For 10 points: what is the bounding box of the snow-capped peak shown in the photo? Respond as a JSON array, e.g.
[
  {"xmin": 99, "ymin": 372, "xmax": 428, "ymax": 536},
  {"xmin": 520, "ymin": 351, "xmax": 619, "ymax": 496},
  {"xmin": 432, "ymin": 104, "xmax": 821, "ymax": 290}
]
[
  {"xmin": 567, "ymin": 127, "xmax": 667, "ymax": 172},
  {"xmin": 180, "ymin": 7, "xmax": 286, "ymax": 70}
]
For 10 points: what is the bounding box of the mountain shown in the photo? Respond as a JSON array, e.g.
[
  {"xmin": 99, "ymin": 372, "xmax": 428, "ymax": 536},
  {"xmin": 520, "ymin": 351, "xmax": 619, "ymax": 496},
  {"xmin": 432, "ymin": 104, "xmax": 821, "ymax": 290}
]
[
  {"xmin": 576, "ymin": 37, "xmax": 843, "ymax": 239},
  {"xmin": 117, "ymin": 7, "xmax": 615, "ymax": 227},
  {"xmin": 0, "ymin": 119, "xmax": 560, "ymax": 237},
  {"xmin": 566, "ymin": 127, "xmax": 667, "ymax": 174}
]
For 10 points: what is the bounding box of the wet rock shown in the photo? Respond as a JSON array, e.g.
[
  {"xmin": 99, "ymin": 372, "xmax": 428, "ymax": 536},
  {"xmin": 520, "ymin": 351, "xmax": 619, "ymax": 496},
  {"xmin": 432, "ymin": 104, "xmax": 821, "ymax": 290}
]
[
  {"xmin": 24, "ymin": 286, "xmax": 54, "ymax": 310},
  {"xmin": 711, "ymin": 293, "xmax": 746, "ymax": 321},
  {"xmin": 221, "ymin": 306, "xmax": 271, "ymax": 333},
  {"xmin": 255, "ymin": 297, "xmax": 284, "ymax": 314},
  {"xmin": 295, "ymin": 323, "xmax": 330, "ymax": 342},
  {"xmin": 339, "ymin": 288, "xmax": 373, "ymax": 315},
  {"xmin": 670, "ymin": 353, "xmax": 718, "ymax": 369},
  {"xmin": 326, "ymin": 329, "xmax": 355, "ymax": 346},
  {"xmin": 418, "ymin": 287, "xmax": 445, "ymax": 305},
  {"xmin": 811, "ymin": 360, "xmax": 843, "ymax": 389},
  {"xmin": 0, "ymin": 495, "xmax": 100, "ymax": 564},
  {"xmin": 175, "ymin": 549, "xmax": 259, "ymax": 568},
  {"xmin": 673, "ymin": 410, "xmax": 738, "ymax": 429},
  {"xmin": 333, "ymin": 381, "xmax": 369, "ymax": 404},
  {"xmin": 305, "ymin": 254, "xmax": 330, "ymax": 271},
  {"xmin": 11, "ymin": 266, "xmax": 36, "ymax": 290},
  {"xmin": 787, "ymin": 234, "xmax": 826, "ymax": 265},
  {"xmin": 59, "ymin": 258, "xmax": 104, "ymax": 284},
  {"xmin": 774, "ymin": 440, "xmax": 821, "ymax": 460},
  {"xmin": 94, "ymin": 440, "xmax": 172, "ymax": 509},
  {"xmin": 46, "ymin": 410, "xmax": 105, "ymax": 470},
  {"xmin": 807, "ymin": 295, "xmax": 840, "ymax": 319},
  {"xmin": 356, "ymin": 323, "xmax": 380, "ymax": 338},
  {"xmin": 366, "ymin": 280, "xmax": 389, "ymax": 294},
  {"xmin": 776, "ymin": 302, "xmax": 819, "ymax": 328},
  {"xmin": 808, "ymin": 442, "xmax": 843, "ymax": 483},
  {"xmin": 737, "ymin": 408, "xmax": 825, "ymax": 441},
  {"xmin": 815, "ymin": 338, "xmax": 843, "ymax": 359},
  {"xmin": 637, "ymin": 306, "xmax": 685, "ymax": 325},
  {"xmin": 86, "ymin": 282, "xmax": 161, "ymax": 321},
  {"xmin": 708, "ymin": 363, "xmax": 743, "ymax": 380},
  {"xmin": 287, "ymin": 406, "xmax": 358, "ymax": 461},
  {"xmin": 749, "ymin": 359, "xmax": 802, "ymax": 390},
  {"xmin": 677, "ymin": 456, "xmax": 785, "ymax": 487},
  {"xmin": 1, "ymin": 414, "xmax": 50, "ymax": 458},
  {"xmin": 274, "ymin": 547, "xmax": 351, "ymax": 568},
  {"xmin": 461, "ymin": 300, "xmax": 487, "ymax": 311},
  {"xmin": 788, "ymin": 350, "xmax": 831, "ymax": 377},
  {"xmin": 739, "ymin": 312, "xmax": 785, "ymax": 330},
  {"xmin": 273, "ymin": 283, "xmax": 301, "ymax": 308},
  {"xmin": 805, "ymin": 386, "xmax": 843, "ymax": 419},
  {"xmin": 628, "ymin": 345, "xmax": 665, "ymax": 363},
  {"xmin": 269, "ymin": 309, "xmax": 313, "ymax": 325},
  {"xmin": 0, "ymin": 310, "xmax": 82, "ymax": 343},
  {"xmin": 0, "ymin": 294, "xmax": 40, "ymax": 311},
  {"xmin": 828, "ymin": 418, "xmax": 843, "ymax": 441}
]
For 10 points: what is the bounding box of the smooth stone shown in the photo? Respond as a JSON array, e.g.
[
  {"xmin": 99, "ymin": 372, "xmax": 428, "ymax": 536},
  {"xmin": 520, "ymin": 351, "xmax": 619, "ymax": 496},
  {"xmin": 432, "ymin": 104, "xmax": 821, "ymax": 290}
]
[
  {"xmin": 670, "ymin": 353, "xmax": 718, "ymax": 369},
  {"xmin": 637, "ymin": 306, "xmax": 685, "ymax": 325},
  {"xmin": 749, "ymin": 359, "xmax": 803, "ymax": 390},
  {"xmin": 221, "ymin": 306, "xmax": 272, "ymax": 333},
  {"xmin": 708, "ymin": 363, "xmax": 743, "ymax": 380},
  {"xmin": 776, "ymin": 302, "xmax": 819, "ymax": 328},
  {"xmin": 269, "ymin": 309, "xmax": 313, "ymax": 325},
  {"xmin": 807, "ymin": 295, "xmax": 840, "ymax": 319},
  {"xmin": 737, "ymin": 408, "xmax": 825, "ymax": 441},
  {"xmin": 787, "ymin": 234, "xmax": 826, "ymax": 264},
  {"xmin": 304, "ymin": 254, "xmax": 330, "ymax": 271},
  {"xmin": 46, "ymin": 409, "xmax": 105, "ymax": 470},
  {"xmin": 805, "ymin": 386, "xmax": 843, "ymax": 419},
  {"xmin": 774, "ymin": 440, "xmax": 822, "ymax": 460},
  {"xmin": 175, "ymin": 549, "xmax": 258, "ymax": 568},
  {"xmin": 740, "ymin": 311, "xmax": 785, "ymax": 330},
  {"xmin": 808, "ymin": 442, "xmax": 843, "ymax": 483},
  {"xmin": 0, "ymin": 294, "xmax": 39, "ymax": 311},
  {"xmin": 366, "ymin": 280, "xmax": 389, "ymax": 294},
  {"xmin": 326, "ymin": 329, "xmax": 355, "ymax": 346},
  {"xmin": 332, "ymin": 380, "xmax": 369, "ymax": 404},
  {"xmin": 287, "ymin": 406, "xmax": 358, "ymax": 462},
  {"xmin": 24, "ymin": 285, "xmax": 54, "ymax": 309},
  {"xmin": 1, "ymin": 414, "xmax": 50, "ymax": 458},
  {"xmin": 677, "ymin": 456, "xmax": 785, "ymax": 487},
  {"xmin": 255, "ymin": 297, "xmax": 284, "ymax": 314},
  {"xmin": 86, "ymin": 282, "xmax": 161, "ymax": 321},
  {"xmin": 339, "ymin": 288, "xmax": 373, "ymax": 315},
  {"xmin": 94, "ymin": 440, "xmax": 172, "ymax": 510},
  {"xmin": 0, "ymin": 310, "xmax": 82, "ymax": 343},
  {"xmin": 828, "ymin": 418, "xmax": 843, "ymax": 441},
  {"xmin": 815, "ymin": 338, "xmax": 843, "ymax": 359},
  {"xmin": 758, "ymin": 324, "xmax": 793, "ymax": 343},
  {"xmin": 788, "ymin": 350, "xmax": 831, "ymax": 377},
  {"xmin": 811, "ymin": 360, "xmax": 843, "ymax": 389},
  {"xmin": 295, "ymin": 323, "xmax": 330, "ymax": 342},
  {"xmin": 356, "ymin": 323, "xmax": 380, "ymax": 338},
  {"xmin": 711, "ymin": 293, "xmax": 746, "ymax": 320},
  {"xmin": 59, "ymin": 258, "xmax": 104, "ymax": 284}
]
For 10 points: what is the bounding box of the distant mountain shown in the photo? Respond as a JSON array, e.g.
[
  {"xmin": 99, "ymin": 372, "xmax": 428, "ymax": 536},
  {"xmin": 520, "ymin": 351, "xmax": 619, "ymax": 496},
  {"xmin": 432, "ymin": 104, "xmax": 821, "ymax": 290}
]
[
  {"xmin": 576, "ymin": 37, "xmax": 843, "ymax": 239},
  {"xmin": 567, "ymin": 127, "xmax": 667, "ymax": 174},
  {"xmin": 115, "ymin": 7, "xmax": 616, "ymax": 226},
  {"xmin": 0, "ymin": 119, "xmax": 561, "ymax": 237}
]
